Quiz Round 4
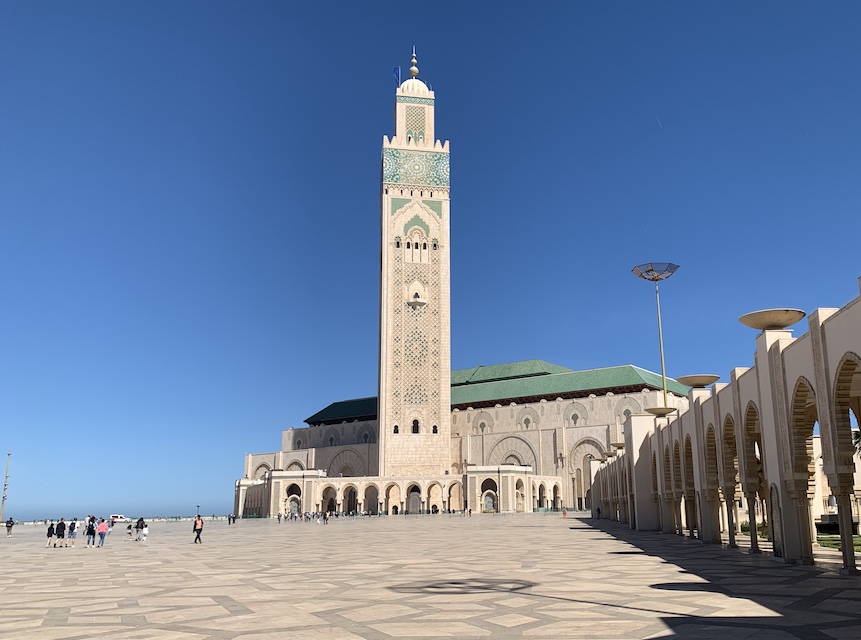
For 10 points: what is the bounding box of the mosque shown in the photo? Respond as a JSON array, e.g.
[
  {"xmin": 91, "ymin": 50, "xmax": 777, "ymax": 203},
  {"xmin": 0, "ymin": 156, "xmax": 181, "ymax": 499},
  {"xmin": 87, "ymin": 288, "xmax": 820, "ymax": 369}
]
[
  {"xmin": 235, "ymin": 51, "xmax": 861, "ymax": 576},
  {"xmin": 234, "ymin": 51, "xmax": 688, "ymax": 519}
]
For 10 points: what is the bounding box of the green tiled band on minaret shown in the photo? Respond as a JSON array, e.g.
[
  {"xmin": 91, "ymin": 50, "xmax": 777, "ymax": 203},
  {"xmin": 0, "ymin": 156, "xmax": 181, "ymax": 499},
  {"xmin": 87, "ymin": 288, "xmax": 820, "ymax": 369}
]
[{"xmin": 382, "ymin": 148, "xmax": 450, "ymax": 187}]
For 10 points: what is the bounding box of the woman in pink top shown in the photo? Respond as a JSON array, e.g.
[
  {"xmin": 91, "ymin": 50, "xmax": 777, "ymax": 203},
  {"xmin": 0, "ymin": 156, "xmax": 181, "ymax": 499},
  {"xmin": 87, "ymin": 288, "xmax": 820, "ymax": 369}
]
[{"xmin": 96, "ymin": 518, "xmax": 108, "ymax": 547}]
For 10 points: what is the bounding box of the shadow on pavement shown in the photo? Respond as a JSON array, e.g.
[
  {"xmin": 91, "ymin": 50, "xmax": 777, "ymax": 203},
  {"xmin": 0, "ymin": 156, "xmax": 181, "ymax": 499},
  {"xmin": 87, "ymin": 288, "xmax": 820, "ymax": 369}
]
[{"xmin": 575, "ymin": 516, "xmax": 861, "ymax": 639}]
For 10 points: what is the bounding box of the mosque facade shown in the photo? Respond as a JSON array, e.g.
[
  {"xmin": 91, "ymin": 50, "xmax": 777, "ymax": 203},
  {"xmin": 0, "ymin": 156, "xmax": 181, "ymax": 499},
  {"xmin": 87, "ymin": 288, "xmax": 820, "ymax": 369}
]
[{"xmin": 234, "ymin": 52, "xmax": 689, "ymax": 519}]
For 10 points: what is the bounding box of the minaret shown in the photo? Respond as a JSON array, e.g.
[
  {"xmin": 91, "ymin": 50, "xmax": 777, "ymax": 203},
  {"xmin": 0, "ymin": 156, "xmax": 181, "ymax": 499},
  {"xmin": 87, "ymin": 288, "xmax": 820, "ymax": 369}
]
[{"xmin": 378, "ymin": 49, "xmax": 451, "ymax": 477}]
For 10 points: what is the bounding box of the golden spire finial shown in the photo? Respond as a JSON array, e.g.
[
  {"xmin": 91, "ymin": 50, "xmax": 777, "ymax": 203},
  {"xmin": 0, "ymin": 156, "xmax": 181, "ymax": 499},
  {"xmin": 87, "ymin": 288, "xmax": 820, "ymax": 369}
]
[{"xmin": 409, "ymin": 46, "xmax": 419, "ymax": 78}]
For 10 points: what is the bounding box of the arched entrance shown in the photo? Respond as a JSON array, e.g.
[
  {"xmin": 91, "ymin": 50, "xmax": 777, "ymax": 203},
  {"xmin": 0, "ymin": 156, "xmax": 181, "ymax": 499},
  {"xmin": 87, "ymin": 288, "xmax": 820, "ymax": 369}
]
[
  {"xmin": 286, "ymin": 483, "xmax": 301, "ymax": 515},
  {"xmin": 385, "ymin": 484, "xmax": 401, "ymax": 515},
  {"xmin": 722, "ymin": 415, "xmax": 740, "ymax": 548},
  {"xmin": 407, "ymin": 484, "xmax": 422, "ymax": 514},
  {"xmin": 364, "ymin": 484, "xmax": 379, "ymax": 515},
  {"xmin": 481, "ymin": 478, "xmax": 498, "ymax": 512},
  {"xmin": 321, "ymin": 486, "xmax": 337, "ymax": 514},
  {"xmin": 703, "ymin": 426, "xmax": 721, "ymax": 543},
  {"xmin": 789, "ymin": 378, "xmax": 818, "ymax": 564},
  {"xmin": 448, "ymin": 482, "xmax": 463, "ymax": 512},
  {"xmin": 831, "ymin": 354, "xmax": 861, "ymax": 572},
  {"xmin": 343, "ymin": 486, "xmax": 358, "ymax": 514},
  {"xmin": 683, "ymin": 436, "xmax": 697, "ymax": 538},
  {"xmin": 742, "ymin": 403, "xmax": 767, "ymax": 554}
]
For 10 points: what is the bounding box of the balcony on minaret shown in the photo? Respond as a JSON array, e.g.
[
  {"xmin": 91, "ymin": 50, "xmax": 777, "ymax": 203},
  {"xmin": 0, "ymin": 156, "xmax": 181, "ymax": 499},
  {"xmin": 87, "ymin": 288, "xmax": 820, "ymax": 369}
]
[{"xmin": 407, "ymin": 292, "xmax": 426, "ymax": 309}]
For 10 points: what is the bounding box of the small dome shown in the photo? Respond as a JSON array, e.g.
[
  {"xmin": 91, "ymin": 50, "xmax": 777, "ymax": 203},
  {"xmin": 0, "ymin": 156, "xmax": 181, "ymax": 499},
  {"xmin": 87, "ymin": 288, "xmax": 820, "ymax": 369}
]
[{"xmin": 400, "ymin": 78, "xmax": 430, "ymax": 96}]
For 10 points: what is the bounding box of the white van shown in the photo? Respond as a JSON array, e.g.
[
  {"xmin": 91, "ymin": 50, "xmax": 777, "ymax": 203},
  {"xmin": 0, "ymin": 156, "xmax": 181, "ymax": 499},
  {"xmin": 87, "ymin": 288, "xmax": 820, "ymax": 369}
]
[{"xmin": 110, "ymin": 514, "xmax": 130, "ymax": 523}]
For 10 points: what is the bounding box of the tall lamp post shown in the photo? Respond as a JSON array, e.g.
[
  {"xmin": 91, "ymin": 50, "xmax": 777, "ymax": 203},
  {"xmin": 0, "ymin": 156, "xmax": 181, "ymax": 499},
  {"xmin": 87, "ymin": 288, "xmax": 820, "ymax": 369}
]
[
  {"xmin": 0, "ymin": 451, "xmax": 10, "ymax": 523},
  {"xmin": 632, "ymin": 263, "xmax": 679, "ymax": 417}
]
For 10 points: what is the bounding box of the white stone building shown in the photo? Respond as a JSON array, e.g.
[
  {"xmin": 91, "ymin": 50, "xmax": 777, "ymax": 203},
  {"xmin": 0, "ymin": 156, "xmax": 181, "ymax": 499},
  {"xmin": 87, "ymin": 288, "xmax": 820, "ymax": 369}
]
[
  {"xmin": 592, "ymin": 295, "xmax": 861, "ymax": 574},
  {"xmin": 234, "ymin": 51, "xmax": 690, "ymax": 520}
]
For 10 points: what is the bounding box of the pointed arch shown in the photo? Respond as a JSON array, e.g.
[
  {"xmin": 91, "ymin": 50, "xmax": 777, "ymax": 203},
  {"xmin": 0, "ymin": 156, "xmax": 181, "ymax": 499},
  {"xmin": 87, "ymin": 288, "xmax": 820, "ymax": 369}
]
[{"xmin": 487, "ymin": 436, "xmax": 537, "ymax": 468}]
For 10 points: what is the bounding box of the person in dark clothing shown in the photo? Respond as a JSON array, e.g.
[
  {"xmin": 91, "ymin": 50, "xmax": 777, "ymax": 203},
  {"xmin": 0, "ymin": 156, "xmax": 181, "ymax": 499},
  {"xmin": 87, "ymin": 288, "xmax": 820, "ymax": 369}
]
[
  {"xmin": 46, "ymin": 522, "xmax": 55, "ymax": 548},
  {"xmin": 55, "ymin": 518, "xmax": 66, "ymax": 547},
  {"xmin": 86, "ymin": 519, "xmax": 97, "ymax": 548},
  {"xmin": 135, "ymin": 517, "xmax": 145, "ymax": 541}
]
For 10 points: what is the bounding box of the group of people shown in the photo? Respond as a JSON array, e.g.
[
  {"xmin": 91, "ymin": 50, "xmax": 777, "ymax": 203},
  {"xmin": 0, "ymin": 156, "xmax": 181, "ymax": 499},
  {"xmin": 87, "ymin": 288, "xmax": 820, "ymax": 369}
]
[
  {"xmin": 30, "ymin": 514, "xmax": 208, "ymax": 547},
  {"xmin": 45, "ymin": 516, "xmax": 109, "ymax": 548},
  {"xmin": 277, "ymin": 511, "xmax": 334, "ymax": 524},
  {"xmin": 126, "ymin": 517, "xmax": 149, "ymax": 541}
]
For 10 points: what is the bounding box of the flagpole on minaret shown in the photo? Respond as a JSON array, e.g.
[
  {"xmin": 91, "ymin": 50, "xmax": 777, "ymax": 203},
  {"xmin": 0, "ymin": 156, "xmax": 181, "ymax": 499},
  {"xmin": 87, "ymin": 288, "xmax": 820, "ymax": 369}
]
[{"xmin": 0, "ymin": 451, "xmax": 10, "ymax": 523}]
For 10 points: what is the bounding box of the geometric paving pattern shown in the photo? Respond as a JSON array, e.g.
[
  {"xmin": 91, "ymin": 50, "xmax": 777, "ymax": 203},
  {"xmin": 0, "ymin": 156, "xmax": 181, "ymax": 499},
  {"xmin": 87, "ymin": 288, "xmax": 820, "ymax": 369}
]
[{"xmin": 2, "ymin": 515, "xmax": 860, "ymax": 639}]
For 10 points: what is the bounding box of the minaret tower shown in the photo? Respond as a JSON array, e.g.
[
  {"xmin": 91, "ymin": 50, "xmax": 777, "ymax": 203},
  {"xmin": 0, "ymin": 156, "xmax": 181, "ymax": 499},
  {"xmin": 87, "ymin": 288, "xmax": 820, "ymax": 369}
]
[{"xmin": 378, "ymin": 49, "xmax": 451, "ymax": 477}]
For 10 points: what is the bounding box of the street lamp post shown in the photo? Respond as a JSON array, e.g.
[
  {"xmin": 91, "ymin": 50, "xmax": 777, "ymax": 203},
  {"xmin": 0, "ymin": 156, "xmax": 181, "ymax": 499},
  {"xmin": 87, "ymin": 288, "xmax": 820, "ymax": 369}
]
[
  {"xmin": 632, "ymin": 263, "xmax": 679, "ymax": 416},
  {"xmin": 0, "ymin": 451, "xmax": 10, "ymax": 523}
]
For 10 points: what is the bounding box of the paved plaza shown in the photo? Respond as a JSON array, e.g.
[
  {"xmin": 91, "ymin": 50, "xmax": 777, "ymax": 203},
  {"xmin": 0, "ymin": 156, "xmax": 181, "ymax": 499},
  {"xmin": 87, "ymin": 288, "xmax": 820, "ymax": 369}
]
[{"xmin": 2, "ymin": 514, "xmax": 861, "ymax": 639}]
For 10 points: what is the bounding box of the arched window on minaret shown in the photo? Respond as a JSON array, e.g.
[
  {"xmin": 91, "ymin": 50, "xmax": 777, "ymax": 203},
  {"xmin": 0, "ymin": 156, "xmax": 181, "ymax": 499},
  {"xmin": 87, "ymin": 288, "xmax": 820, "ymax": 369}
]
[
  {"xmin": 405, "ymin": 230, "xmax": 429, "ymax": 264},
  {"xmin": 393, "ymin": 425, "xmax": 399, "ymax": 434},
  {"xmin": 412, "ymin": 419, "xmax": 420, "ymax": 434}
]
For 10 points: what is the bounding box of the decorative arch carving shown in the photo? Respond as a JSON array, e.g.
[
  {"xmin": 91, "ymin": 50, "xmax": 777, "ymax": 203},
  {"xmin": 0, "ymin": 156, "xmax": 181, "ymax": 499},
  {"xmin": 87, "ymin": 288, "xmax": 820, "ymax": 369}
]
[
  {"xmin": 789, "ymin": 377, "xmax": 818, "ymax": 485},
  {"xmin": 253, "ymin": 463, "xmax": 271, "ymax": 480},
  {"xmin": 703, "ymin": 426, "xmax": 720, "ymax": 498},
  {"xmin": 614, "ymin": 397, "xmax": 642, "ymax": 421},
  {"xmin": 516, "ymin": 406, "xmax": 539, "ymax": 430},
  {"xmin": 742, "ymin": 401, "xmax": 764, "ymax": 493},
  {"xmin": 832, "ymin": 351, "xmax": 861, "ymax": 477},
  {"xmin": 722, "ymin": 415, "xmax": 739, "ymax": 494},
  {"xmin": 323, "ymin": 427, "xmax": 341, "ymax": 447},
  {"xmin": 487, "ymin": 436, "xmax": 537, "ymax": 469},
  {"xmin": 356, "ymin": 424, "xmax": 376, "ymax": 445},
  {"xmin": 285, "ymin": 460, "xmax": 305, "ymax": 471},
  {"xmin": 327, "ymin": 448, "xmax": 368, "ymax": 477},
  {"xmin": 471, "ymin": 411, "xmax": 494, "ymax": 435},
  {"xmin": 569, "ymin": 437, "xmax": 606, "ymax": 473},
  {"xmin": 565, "ymin": 401, "xmax": 589, "ymax": 426}
]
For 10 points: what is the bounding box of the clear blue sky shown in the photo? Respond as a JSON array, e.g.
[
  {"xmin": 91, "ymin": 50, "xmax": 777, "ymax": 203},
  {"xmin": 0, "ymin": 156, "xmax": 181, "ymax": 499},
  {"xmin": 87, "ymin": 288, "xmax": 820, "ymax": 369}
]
[{"xmin": 2, "ymin": 2, "xmax": 859, "ymax": 520}]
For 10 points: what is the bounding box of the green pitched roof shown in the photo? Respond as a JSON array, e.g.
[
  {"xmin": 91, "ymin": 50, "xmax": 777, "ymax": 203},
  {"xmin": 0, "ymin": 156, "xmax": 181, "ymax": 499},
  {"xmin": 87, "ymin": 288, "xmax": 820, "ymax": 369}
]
[
  {"xmin": 304, "ymin": 361, "xmax": 689, "ymax": 425},
  {"xmin": 451, "ymin": 359, "xmax": 573, "ymax": 386},
  {"xmin": 450, "ymin": 365, "xmax": 688, "ymax": 407},
  {"xmin": 305, "ymin": 397, "xmax": 377, "ymax": 425}
]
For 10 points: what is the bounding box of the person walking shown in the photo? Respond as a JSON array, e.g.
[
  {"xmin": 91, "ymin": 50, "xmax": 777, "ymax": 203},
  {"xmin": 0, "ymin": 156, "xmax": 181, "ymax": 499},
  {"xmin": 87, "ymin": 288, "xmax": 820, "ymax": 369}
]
[
  {"xmin": 68, "ymin": 518, "xmax": 78, "ymax": 547},
  {"xmin": 86, "ymin": 518, "xmax": 96, "ymax": 548},
  {"xmin": 5, "ymin": 518, "xmax": 13, "ymax": 537},
  {"xmin": 96, "ymin": 518, "xmax": 108, "ymax": 547},
  {"xmin": 134, "ymin": 517, "xmax": 145, "ymax": 541},
  {"xmin": 55, "ymin": 518, "xmax": 67, "ymax": 547},
  {"xmin": 192, "ymin": 515, "xmax": 203, "ymax": 543},
  {"xmin": 46, "ymin": 521, "xmax": 55, "ymax": 548},
  {"xmin": 85, "ymin": 516, "xmax": 96, "ymax": 549},
  {"xmin": 142, "ymin": 522, "xmax": 149, "ymax": 542}
]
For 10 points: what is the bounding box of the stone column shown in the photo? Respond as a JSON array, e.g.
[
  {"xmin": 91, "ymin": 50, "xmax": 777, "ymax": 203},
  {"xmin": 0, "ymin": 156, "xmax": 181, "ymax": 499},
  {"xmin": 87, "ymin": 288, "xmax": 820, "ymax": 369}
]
[
  {"xmin": 723, "ymin": 489, "xmax": 737, "ymax": 547},
  {"xmin": 746, "ymin": 492, "xmax": 761, "ymax": 554},
  {"xmin": 787, "ymin": 481, "xmax": 814, "ymax": 565},
  {"xmin": 685, "ymin": 494, "xmax": 696, "ymax": 538},
  {"xmin": 836, "ymin": 491, "xmax": 858, "ymax": 574}
]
